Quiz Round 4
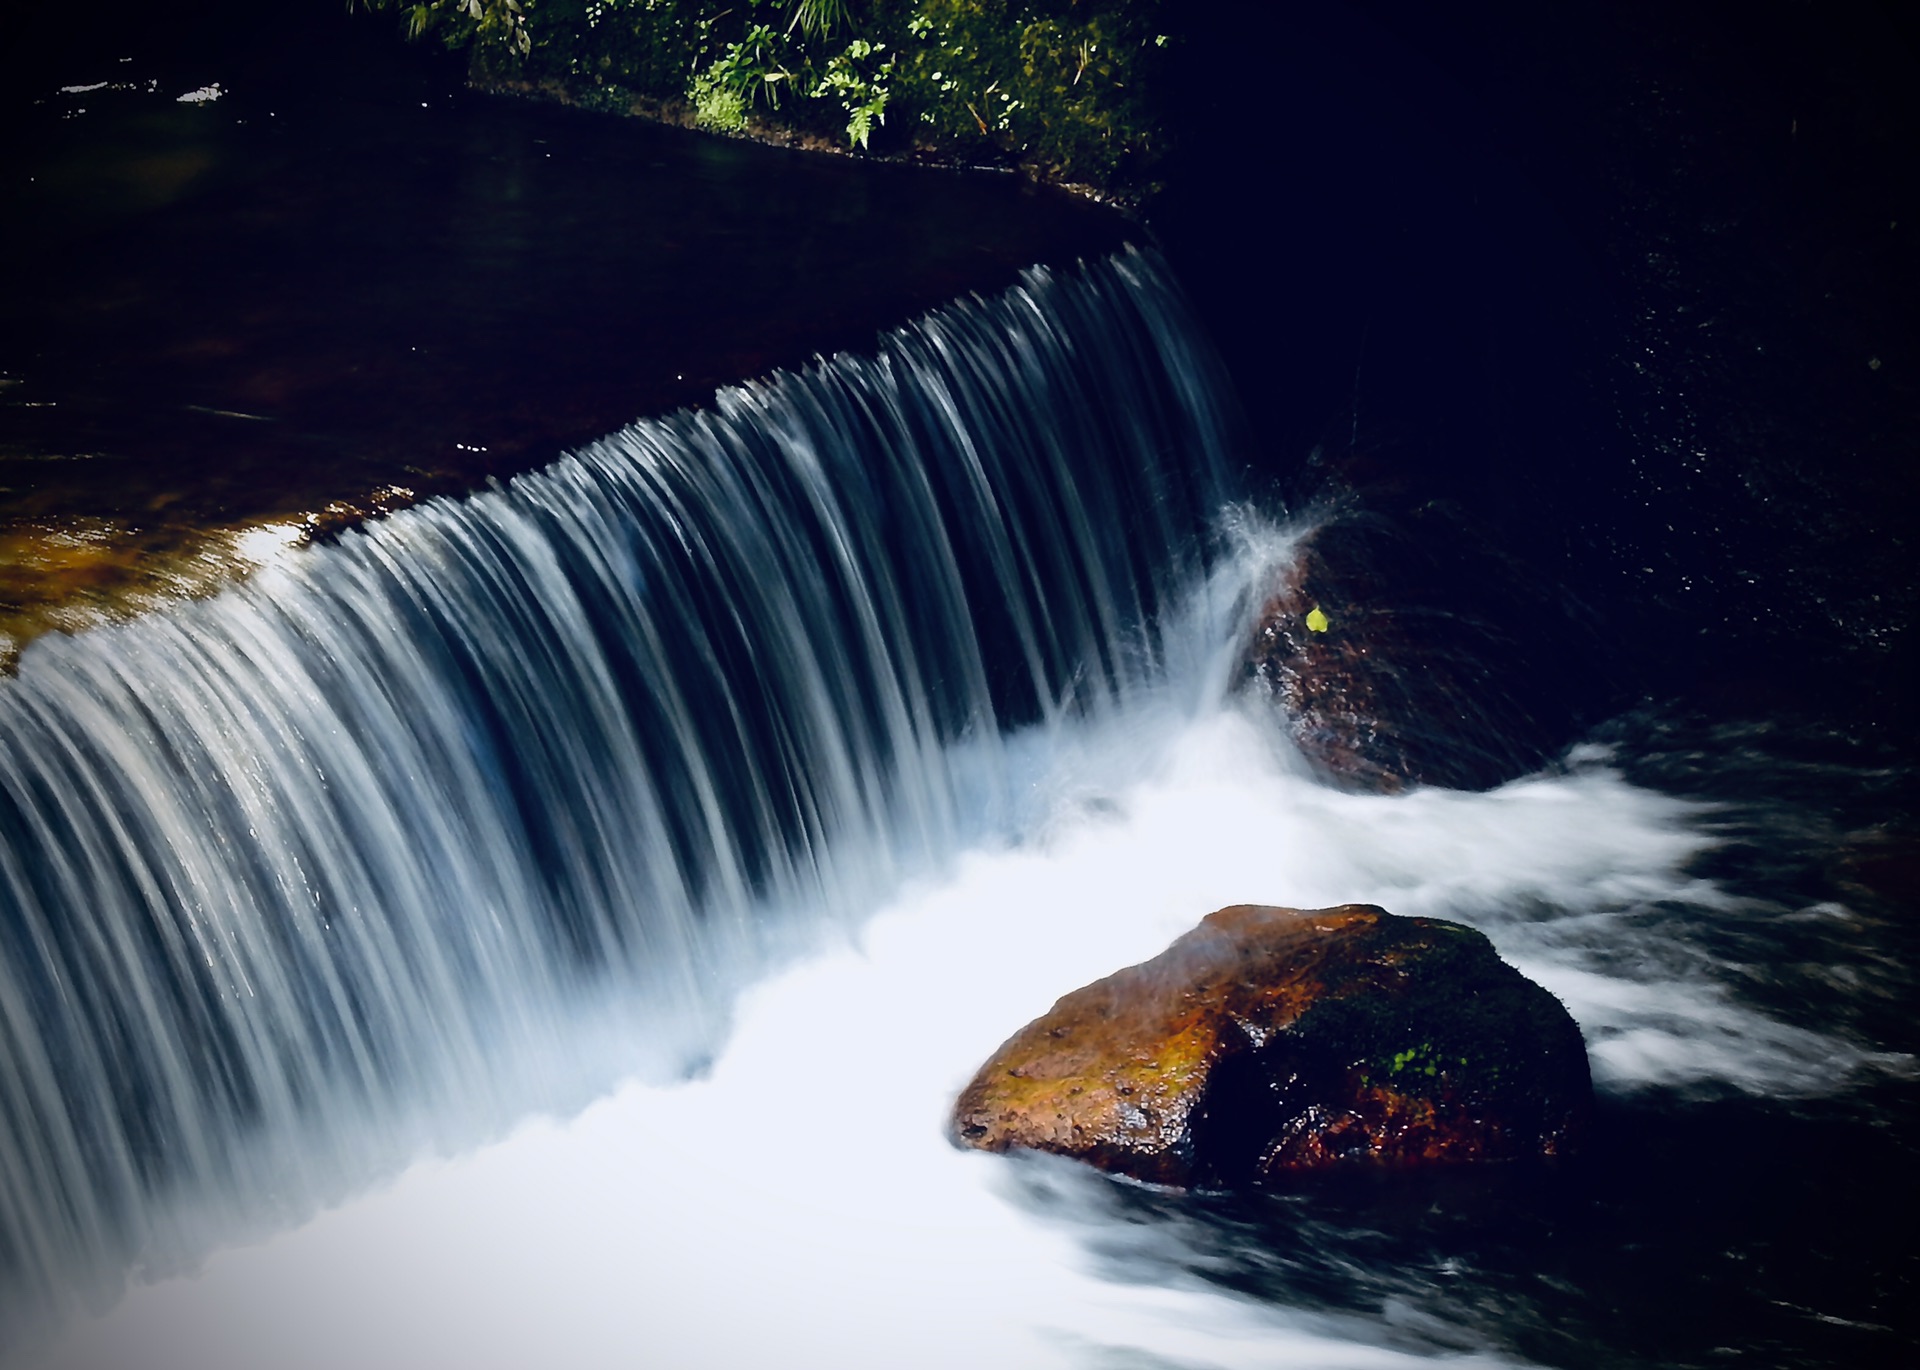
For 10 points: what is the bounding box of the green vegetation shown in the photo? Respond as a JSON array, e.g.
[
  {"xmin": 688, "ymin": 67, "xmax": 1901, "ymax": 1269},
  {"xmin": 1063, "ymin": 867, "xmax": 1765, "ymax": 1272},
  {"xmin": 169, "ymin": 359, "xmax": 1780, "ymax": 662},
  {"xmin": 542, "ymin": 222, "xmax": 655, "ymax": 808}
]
[
  {"xmin": 1295, "ymin": 918, "xmax": 1588, "ymax": 1120},
  {"xmin": 357, "ymin": 0, "xmax": 1171, "ymax": 197}
]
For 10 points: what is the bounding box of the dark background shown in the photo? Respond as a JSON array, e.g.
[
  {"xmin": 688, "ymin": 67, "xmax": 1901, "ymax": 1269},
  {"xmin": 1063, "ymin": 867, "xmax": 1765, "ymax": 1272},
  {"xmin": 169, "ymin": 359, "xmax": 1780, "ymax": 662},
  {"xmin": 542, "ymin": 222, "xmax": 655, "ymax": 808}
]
[
  {"xmin": 1148, "ymin": 15, "xmax": 1920, "ymax": 1359},
  {"xmin": 1153, "ymin": 0, "xmax": 1918, "ymax": 756}
]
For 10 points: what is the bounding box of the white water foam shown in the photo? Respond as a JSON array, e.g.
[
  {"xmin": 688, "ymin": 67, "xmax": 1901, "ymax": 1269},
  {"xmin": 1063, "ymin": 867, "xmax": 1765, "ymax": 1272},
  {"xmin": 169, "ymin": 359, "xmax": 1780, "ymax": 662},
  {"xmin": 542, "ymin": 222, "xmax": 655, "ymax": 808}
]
[{"xmin": 32, "ymin": 662, "xmax": 1891, "ymax": 1370}]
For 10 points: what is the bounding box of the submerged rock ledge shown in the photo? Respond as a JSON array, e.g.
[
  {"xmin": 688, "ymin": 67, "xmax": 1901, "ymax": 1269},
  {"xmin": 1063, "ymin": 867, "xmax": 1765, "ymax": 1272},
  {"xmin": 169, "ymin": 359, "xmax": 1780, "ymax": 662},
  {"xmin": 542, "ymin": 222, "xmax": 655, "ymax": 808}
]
[{"xmin": 951, "ymin": 904, "xmax": 1591, "ymax": 1187}]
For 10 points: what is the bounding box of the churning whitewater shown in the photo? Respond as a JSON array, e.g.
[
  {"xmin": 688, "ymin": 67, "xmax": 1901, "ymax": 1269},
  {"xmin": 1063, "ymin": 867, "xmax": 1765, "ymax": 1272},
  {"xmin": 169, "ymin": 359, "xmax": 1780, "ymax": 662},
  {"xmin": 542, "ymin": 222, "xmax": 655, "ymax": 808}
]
[
  {"xmin": 0, "ymin": 249, "xmax": 1230, "ymax": 1333},
  {"xmin": 0, "ymin": 251, "xmax": 1889, "ymax": 1368}
]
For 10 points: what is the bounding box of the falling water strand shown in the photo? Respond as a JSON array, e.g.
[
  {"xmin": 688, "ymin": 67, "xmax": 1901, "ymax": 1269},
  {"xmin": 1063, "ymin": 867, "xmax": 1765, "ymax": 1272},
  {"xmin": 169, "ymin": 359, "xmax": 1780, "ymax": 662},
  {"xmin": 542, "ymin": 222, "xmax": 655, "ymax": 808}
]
[{"xmin": 0, "ymin": 249, "xmax": 1238, "ymax": 1328}]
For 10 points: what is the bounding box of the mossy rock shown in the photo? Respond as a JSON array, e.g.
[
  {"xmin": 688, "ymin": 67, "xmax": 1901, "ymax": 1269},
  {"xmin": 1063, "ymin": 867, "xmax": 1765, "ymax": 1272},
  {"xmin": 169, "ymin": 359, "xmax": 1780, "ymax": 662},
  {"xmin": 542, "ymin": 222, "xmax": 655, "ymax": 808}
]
[{"xmin": 950, "ymin": 904, "xmax": 1591, "ymax": 1187}]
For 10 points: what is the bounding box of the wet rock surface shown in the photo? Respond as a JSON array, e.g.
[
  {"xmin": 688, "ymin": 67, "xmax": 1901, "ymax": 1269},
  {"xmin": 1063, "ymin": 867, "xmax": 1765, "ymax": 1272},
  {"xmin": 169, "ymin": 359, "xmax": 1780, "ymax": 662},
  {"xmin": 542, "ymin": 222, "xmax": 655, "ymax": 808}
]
[
  {"xmin": 1239, "ymin": 521, "xmax": 1600, "ymax": 792},
  {"xmin": 951, "ymin": 904, "xmax": 1591, "ymax": 1187}
]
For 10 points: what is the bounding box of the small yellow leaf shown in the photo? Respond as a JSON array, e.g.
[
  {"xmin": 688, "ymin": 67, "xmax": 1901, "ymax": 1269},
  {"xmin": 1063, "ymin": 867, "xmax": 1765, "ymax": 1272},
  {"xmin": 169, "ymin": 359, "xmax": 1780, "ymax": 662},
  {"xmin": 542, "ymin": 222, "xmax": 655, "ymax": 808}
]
[{"xmin": 1305, "ymin": 607, "xmax": 1330, "ymax": 633}]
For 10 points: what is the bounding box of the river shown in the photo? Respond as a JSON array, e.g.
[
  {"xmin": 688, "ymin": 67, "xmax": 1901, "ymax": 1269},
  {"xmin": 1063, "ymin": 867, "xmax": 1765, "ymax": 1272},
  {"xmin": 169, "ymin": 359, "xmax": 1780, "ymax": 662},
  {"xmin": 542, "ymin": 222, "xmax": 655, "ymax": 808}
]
[{"xmin": 1, "ymin": 3, "xmax": 1913, "ymax": 1367}]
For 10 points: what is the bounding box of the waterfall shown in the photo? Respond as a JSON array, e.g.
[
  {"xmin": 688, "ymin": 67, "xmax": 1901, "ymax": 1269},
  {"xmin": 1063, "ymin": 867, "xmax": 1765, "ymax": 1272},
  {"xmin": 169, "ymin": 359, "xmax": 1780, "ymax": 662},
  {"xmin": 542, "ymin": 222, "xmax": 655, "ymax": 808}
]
[{"xmin": 0, "ymin": 249, "xmax": 1239, "ymax": 1329}]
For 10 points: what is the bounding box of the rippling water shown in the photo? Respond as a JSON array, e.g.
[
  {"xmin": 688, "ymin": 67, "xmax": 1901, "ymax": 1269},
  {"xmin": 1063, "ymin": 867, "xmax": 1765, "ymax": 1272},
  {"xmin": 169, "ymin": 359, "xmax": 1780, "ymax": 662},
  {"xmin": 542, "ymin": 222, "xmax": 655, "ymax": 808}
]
[
  {"xmin": 3, "ymin": 5, "xmax": 1915, "ymax": 1367},
  {"xmin": 30, "ymin": 539, "xmax": 1913, "ymax": 1369}
]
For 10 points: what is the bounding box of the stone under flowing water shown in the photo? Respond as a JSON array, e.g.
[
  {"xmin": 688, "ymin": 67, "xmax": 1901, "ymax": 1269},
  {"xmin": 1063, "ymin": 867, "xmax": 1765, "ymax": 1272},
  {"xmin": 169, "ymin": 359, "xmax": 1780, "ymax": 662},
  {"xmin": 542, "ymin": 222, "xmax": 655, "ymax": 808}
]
[{"xmin": 0, "ymin": 249, "xmax": 1236, "ymax": 1331}]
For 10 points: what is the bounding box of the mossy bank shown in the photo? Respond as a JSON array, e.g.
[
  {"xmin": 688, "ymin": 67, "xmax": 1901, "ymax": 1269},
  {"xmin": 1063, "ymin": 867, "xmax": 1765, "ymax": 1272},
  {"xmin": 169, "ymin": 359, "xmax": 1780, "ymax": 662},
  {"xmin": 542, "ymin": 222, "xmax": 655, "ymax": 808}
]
[{"xmin": 362, "ymin": 0, "xmax": 1173, "ymax": 203}]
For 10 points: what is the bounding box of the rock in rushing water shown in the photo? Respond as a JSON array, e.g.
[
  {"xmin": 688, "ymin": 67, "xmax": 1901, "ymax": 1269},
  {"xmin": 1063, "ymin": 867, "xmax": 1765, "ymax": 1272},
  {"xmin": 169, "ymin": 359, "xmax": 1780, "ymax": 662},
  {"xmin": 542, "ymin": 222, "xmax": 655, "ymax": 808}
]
[
  {"xmin": 951, "ymin": 904, "xmax": 1590, "ymax": 1186},
  {"xmin": 1240, "ymin": 527, "xmax": 1596, "ymax": 793},
  {"xmin": 1240, "ymin": 548, "xmax": 1413, "ymax": 792}
]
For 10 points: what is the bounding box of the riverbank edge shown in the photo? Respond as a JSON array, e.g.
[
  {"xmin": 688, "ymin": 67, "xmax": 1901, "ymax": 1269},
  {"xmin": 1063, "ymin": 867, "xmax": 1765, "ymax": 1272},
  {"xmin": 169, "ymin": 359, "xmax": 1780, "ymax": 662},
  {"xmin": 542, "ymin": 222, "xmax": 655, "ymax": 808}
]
[{"xmin": 469, "ymin": 68, "xmax": 1151, "ymax": 215}]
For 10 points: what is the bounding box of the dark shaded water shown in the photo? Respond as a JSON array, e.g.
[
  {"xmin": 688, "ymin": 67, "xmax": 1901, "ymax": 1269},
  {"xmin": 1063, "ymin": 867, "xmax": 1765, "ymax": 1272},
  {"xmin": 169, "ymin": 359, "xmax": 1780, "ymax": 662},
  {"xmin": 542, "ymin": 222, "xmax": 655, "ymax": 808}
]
[
  {"xmin": 0, "ymin": 0, "xmax": 1119, "ymax": 652},
  {"xmin": 1140, "ymin": 4, "xmax": 1919, "ymax": 1364},
  {"xmin": 2, "ymin": 2, "xmax": 1916, "ymax": 1367},
  {"xmin": 1156, "ymin": 0, "xmax": 1918, "ymax": 742}
]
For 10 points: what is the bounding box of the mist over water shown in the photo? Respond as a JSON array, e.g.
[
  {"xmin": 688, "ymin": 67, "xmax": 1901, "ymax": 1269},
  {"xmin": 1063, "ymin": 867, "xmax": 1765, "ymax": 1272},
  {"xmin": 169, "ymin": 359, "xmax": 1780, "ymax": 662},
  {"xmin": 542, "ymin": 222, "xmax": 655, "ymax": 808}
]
[
  {"xmin": 1, "ymin": 249, "xmax": 1905, "ymax": 1368},
  {"xmin": 34, "ymin": 620, "xmax": 1893, "ymax": 1370},
  {"xmin": 0, "ymin": 250, "xmax": 1227, "ymax": 1335}
]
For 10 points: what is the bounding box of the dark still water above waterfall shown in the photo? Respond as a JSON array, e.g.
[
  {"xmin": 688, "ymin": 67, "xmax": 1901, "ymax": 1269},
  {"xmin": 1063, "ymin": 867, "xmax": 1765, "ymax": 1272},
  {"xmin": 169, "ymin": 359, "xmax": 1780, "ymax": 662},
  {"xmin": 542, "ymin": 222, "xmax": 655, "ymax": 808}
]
[
  {"xmin": 0, "ymin": 0, "xmax": 1120, "ymax": 657},
  {"xmin": 2, "ymin": 3, "xmax": 1916, "ymax": 1369}
]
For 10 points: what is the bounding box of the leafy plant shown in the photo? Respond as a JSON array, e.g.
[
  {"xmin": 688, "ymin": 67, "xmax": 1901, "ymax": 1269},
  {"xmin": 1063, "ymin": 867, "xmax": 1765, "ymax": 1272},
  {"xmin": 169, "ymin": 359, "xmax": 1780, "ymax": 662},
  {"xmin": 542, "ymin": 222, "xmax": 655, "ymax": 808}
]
[
  {"xmin": 366, "ymin": 0, "xmax": 1172, "ymax": 192},
  {"xmin": 356, "ymin": 0, "xmax": 533, "ymax": 56},
  {"xmin": 810, "ymin": 37, "xmax": 891, "ymax": 148},
  {"xmin": 712, "ymin": 22, "xmax": 794, "ymax": 110},
  {"xmin": 688, "ymin": 65, "xmax": 748, "ymax": 130},
  {"xmin": 787, "ymin": 0, "xmax": 850, "ymax": 38},
  {"xmin": 891, "ymin": 0, "xmax": 1170, "ymax": 190}
]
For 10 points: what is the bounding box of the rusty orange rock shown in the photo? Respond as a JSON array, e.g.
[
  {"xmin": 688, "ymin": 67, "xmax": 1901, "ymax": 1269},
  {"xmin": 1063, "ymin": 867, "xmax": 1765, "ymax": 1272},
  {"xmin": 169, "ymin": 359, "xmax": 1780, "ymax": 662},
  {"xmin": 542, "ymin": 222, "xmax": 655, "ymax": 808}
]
[{"xmin": 951, "ymin": 904, "xmax": 1590, "ymax": 1187}]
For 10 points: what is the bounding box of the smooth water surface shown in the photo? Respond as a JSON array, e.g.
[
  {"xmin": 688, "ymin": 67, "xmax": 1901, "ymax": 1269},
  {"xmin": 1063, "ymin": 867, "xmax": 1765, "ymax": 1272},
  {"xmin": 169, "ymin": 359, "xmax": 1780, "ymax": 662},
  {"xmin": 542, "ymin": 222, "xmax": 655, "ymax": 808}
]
[{"xmin": 0, "ymin": 1, "xmax": 1122, "ymax": 651}]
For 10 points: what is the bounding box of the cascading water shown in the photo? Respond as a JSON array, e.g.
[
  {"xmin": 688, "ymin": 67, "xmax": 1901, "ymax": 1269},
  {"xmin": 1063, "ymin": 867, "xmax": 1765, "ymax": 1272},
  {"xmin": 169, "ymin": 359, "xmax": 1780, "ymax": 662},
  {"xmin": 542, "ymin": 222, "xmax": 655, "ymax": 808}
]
[
  {"xmin": 0, "ymin": 248, "xmax": 1235, "ymax": 1336},
  {"xmin": 3, "ymin": 246, "xmax": 1906, "ymax": 1370}
]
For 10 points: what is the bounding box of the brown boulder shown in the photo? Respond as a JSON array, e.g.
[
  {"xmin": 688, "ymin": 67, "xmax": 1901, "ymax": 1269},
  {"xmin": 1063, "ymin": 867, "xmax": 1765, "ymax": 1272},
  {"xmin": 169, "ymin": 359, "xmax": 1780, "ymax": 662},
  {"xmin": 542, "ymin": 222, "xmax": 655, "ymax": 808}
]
[
  {"xmin": 1240, "ymin": 525, "xmax": 1596, "ymax": 792},
  {"xmin": 950, "ymin": 904, "xmax": 1590, "ymax": 1187},
  {"xmin": 1241, "ymin": 545, "xmax": 1415, "ymax": 792}
]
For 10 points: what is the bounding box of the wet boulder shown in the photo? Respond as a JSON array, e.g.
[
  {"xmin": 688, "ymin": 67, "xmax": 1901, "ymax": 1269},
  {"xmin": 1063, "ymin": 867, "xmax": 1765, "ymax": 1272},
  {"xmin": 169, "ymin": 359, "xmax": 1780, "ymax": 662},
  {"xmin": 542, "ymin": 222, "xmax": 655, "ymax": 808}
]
[
  {"xmin": 1240, "ymin": 522, "xmax": 1601, "ymax": 792},
  {"xmin": 950, "ymin": 904, "xmax": 1590, "ymax": 1187}
]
